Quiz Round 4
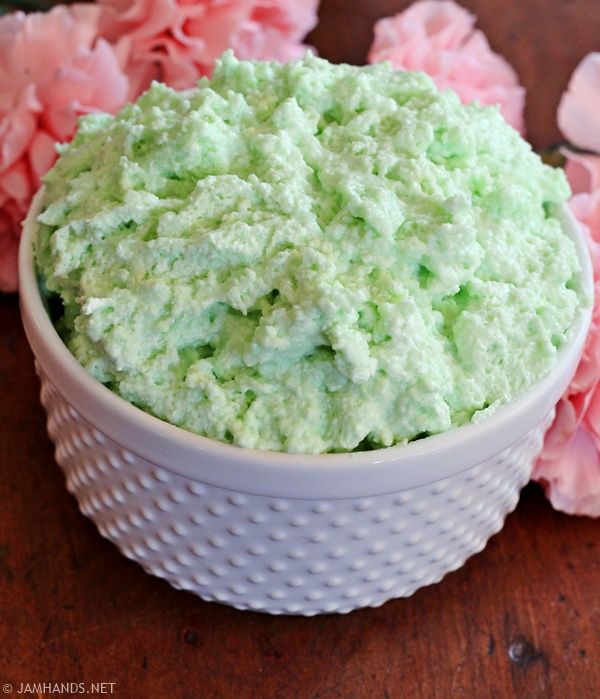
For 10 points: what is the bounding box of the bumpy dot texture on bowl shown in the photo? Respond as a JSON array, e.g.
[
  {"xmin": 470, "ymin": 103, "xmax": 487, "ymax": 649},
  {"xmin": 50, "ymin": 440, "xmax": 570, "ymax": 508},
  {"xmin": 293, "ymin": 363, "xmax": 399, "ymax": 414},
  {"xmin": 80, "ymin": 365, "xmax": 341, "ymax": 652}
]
[
  {"xmin": 40, "ymin": 366, "xmax": 550, "ymax": 615},
  {"xmin": 36, "ymin": 52, "xmax": 582, "ymax": 453}
]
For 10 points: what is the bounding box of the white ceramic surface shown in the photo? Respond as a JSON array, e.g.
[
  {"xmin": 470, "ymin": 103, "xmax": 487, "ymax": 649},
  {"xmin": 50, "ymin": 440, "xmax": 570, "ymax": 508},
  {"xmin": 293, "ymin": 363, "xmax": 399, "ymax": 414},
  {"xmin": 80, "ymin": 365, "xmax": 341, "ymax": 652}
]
[{"xmin": 19, "ymin": 189, "xmax": 593, "ymax": 614}]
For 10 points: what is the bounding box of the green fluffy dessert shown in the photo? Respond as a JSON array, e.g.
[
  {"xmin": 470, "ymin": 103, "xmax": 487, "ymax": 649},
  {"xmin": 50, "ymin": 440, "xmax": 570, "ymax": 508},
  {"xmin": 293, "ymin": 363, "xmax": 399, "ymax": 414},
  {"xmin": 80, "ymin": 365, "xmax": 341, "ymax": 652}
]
[{"xmin": 36, "ymin": 52, "xmax": 586, "ymax": 453}]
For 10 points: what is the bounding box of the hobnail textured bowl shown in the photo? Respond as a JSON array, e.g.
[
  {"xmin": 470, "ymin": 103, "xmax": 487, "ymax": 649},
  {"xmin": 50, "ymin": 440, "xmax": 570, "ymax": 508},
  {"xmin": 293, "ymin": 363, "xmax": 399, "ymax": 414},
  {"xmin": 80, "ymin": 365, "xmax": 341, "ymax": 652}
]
[{"xmin": 19, "ymin": 190, "xmax": 592, "ymax": 615}]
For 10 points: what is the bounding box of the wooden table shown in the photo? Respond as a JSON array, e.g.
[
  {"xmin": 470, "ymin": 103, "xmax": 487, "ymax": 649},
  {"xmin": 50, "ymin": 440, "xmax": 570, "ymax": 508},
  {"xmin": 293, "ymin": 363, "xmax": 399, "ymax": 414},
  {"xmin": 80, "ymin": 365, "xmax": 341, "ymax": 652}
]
[{"xmin": 1, "ymin": 2, "xmax": 600, "ymax": 697}]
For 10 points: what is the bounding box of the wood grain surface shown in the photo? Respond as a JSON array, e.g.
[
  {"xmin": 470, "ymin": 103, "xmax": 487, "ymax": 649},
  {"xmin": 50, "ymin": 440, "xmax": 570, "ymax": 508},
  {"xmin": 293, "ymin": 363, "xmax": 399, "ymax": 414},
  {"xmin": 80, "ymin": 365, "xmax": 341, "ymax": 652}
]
[{"xmin": 2, "ymin": 2, "xmax": 600, "ymax": 697}]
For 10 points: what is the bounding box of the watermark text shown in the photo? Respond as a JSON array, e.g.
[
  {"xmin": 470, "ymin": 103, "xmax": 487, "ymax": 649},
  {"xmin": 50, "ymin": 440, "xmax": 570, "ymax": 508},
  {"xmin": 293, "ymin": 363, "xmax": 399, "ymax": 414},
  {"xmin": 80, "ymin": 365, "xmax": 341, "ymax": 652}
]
[{"xmin": 3, "ymin": 682, "xmax": 116, "ymax": 695}]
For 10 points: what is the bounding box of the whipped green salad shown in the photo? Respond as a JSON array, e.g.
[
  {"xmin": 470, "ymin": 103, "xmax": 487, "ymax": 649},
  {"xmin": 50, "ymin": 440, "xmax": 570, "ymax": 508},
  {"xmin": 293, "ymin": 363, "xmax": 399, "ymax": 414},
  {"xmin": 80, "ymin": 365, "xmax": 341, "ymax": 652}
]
[{"xmin": 36, "ymin": 52, "xmax": 586, "ymax": 453}]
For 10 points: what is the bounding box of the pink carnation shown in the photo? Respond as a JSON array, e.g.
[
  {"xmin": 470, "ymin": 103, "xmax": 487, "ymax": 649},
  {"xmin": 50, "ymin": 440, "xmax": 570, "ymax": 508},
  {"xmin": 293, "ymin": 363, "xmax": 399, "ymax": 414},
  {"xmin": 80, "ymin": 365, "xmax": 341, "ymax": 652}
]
[
  {"xmin": 534, "ymin": 52, "xmax": 600, "ymax": 517},
  {"xmin": 97, "ymin": 0, "xmax": 320, "ymax": 96},
  {"xmin": 0, "ymin": 6, "xmax": 128, "ymax": 293},
  {"xmin": 559, "ymin": 54, "xmax": 600, "ymax": 198},
  {"xmin": 561, "ymin": 148, "xmax": 600, "ymax": 196},
  {"xmin": 558, "ymin": 53, "xmax": 600, "ymax": 155},
  {"xmin": 533, "ymin": 191, "xmax": 600, "ymax": 517},
  {"xmin": 368, "ymin": 0, "xmax": 525, "ymax": 134},
  {"xmin": 558, "ymin": 53, "xmax": 600, "ymax": 199}
]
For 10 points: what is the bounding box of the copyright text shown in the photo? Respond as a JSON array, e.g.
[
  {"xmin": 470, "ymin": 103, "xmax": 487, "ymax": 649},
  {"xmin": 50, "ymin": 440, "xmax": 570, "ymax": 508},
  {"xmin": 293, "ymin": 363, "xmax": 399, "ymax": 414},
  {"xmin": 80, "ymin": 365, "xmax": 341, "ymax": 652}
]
[{"xmin": 3, "ymin": 683, "xmax": 116, "ymax": 695}]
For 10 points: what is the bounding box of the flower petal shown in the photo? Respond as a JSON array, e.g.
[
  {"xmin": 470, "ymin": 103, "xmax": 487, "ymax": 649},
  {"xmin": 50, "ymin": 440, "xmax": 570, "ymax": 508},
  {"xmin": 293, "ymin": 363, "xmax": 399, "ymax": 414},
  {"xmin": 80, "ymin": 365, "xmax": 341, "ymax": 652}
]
[
  {"xmin": 558, "ymin": 53, "xmax": 600, "ymax": 154},
  {"xmin": 534, "ymin": 422, "xmax": 600, "ymax": 517},
  {"xmin": 0, "ymin": 5, "xmax": 128, "ymax": 293},
  {"xmin": 28, "ymin": 129, "xmax": 57, "ymax": 187},
  {"xmin": 562, "ymin": 148, "xmax": 600, "ymax": 195},
  {"xmin": 536, "ymin": 185, "xmax": 600, "ymax": 517},
  {"xmin": 97, "ymin": 0, "xmax": 320, "ymax": 93}
]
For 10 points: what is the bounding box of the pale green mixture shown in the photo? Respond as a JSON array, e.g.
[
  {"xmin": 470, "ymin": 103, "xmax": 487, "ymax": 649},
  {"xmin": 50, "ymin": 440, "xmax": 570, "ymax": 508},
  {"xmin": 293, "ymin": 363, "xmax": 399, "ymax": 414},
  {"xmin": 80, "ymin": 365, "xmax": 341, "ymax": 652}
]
[{"xmin": 36, "ymin": 52, "xmax": 585, "ymax": 453}]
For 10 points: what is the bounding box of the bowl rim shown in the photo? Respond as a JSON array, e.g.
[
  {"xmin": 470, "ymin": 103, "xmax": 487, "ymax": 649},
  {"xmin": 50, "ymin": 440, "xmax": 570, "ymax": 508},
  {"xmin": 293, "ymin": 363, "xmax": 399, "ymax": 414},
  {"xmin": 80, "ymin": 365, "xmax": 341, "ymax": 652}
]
[{"xmin": 19, "ymin": 188, "xmax": 594, "ymax": 498}]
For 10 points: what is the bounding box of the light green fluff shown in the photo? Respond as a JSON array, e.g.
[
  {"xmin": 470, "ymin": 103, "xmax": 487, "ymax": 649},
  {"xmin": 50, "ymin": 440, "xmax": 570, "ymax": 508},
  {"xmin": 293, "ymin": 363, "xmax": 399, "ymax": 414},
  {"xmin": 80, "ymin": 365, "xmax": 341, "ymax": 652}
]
[{"xmin": 36, "ymin": 52, "xmax": 585, "ymax": 453}]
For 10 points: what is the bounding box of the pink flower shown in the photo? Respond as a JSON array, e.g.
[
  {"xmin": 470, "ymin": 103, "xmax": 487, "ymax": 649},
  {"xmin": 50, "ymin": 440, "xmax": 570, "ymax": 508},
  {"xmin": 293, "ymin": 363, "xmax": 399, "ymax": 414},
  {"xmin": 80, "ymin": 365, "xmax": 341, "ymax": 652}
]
[
  {"xmin": 559, "ymin": 54, "xmax": 600, "ymax": 198},
  {"xmin": 561, "ymin": 148, "xmax": 600, "ymax": 196},
  {"xmin": 558, "ymin": 53, "xmax": 600, "ymax": 155},
  {"xmin": 533, "ymin": 190, "xmax": 600, "ymax": 517},
  {"xmin": 534, "ymin": 398, "xmax": 600, "ymax": 517},
  {"xmin": 97, "ymin": 0, "xmax": 320, "ymax": 95},
  {"xmin": 535, "ymin": 52, "xmax": 600, "ymax": 517},
  {"xmin": 0, "ymin": 6, "xmax": 128, "ymax": 293},
  {"xmin": 367, "ymin": 0, "xmax": 525, "ymax": 134}
]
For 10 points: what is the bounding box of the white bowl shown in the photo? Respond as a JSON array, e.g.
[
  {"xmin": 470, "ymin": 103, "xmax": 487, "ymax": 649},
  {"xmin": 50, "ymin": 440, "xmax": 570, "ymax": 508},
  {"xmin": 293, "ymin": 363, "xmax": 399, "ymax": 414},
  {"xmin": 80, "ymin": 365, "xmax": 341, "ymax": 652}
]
[{"xmin": 19, "ymin": 189, "xmax": 593, "ymax": 615}]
